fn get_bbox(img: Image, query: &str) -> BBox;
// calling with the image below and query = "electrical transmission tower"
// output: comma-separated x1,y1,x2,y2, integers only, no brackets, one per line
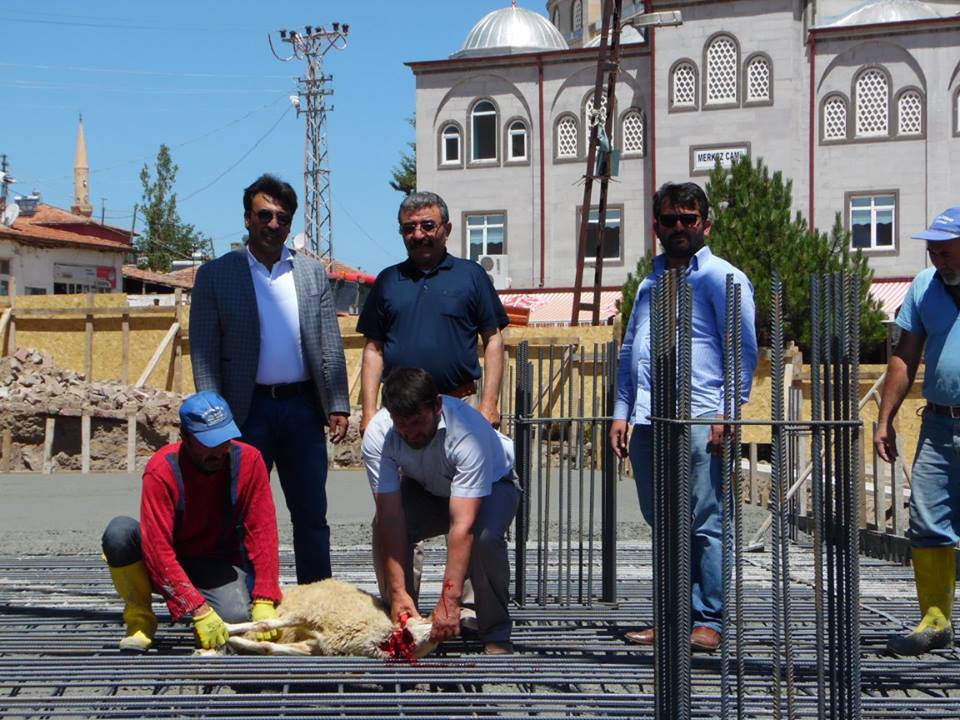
270,24,349,261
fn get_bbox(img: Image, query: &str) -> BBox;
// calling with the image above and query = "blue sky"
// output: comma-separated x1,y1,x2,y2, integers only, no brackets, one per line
0,1,546,275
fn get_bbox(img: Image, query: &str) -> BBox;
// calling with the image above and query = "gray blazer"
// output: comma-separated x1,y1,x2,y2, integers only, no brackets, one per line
189,247,350,427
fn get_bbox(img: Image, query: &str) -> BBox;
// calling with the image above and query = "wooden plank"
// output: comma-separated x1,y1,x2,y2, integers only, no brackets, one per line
6,276,15,355
872,422,884,531
135,322,180,388
891,432,906,537
0,308,10,359
857,434,868,529
172,289,183,394
121,308,130,385
126,414,137,473
8,305,179,317
84,293,95,380
42,417,55,474
748,443,758,506
80,413,91,474
1,429,11,473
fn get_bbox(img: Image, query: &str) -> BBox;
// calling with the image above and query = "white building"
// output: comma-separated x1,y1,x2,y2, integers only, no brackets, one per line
409,0,960,316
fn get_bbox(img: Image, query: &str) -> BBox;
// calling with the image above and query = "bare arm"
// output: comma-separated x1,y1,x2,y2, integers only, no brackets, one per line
875,329,925,464
431,495,481,642
479,328,504,428
373,491,419,624
360,338,384,435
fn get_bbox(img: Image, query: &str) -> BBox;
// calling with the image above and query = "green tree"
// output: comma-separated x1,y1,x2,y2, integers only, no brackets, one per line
618,250,653,335
705,155,886,354
136,144,208,272
389,116,416,195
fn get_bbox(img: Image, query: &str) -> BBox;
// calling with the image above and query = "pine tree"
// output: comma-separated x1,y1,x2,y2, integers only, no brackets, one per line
389,116,416,195
705,155,885,354
136,145,209,272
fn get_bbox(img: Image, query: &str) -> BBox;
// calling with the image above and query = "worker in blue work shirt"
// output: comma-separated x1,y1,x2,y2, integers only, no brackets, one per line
876,207,960,656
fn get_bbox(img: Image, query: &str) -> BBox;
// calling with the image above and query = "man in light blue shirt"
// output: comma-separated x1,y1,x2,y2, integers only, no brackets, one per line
876,207,960,656
611,182,757,652
363,367,520,655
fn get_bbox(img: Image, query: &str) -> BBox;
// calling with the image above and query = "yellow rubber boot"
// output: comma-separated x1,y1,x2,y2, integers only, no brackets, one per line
887,546,955,656
108,560,158,652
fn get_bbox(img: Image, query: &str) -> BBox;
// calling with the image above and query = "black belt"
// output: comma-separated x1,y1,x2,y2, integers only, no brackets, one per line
926,402,960,419
254,381,311,400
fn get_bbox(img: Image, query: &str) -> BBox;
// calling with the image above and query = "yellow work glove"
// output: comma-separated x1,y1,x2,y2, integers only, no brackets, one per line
251,599,280,641
192,607,229,649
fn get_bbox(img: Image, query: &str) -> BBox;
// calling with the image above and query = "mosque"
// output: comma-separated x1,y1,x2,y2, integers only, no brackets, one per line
408,0,960,317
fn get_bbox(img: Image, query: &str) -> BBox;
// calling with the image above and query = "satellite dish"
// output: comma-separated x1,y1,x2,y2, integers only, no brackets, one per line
292,233,306,251
2,203,20,227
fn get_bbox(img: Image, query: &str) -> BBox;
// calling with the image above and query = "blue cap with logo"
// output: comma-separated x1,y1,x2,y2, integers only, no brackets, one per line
179,391,241,448
912,207,960,242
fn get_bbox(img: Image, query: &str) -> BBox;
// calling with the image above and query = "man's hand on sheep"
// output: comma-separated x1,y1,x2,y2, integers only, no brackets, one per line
390,591,420,627
250,599,281,641
192,605,229,649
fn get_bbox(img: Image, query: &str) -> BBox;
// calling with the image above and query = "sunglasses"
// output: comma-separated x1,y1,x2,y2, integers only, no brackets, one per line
255,209,292,226
400,220,441,235
658,213,701,227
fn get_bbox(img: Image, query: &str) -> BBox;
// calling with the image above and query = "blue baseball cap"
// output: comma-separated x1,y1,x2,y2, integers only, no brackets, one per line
912,207,960,242
179,391,241,448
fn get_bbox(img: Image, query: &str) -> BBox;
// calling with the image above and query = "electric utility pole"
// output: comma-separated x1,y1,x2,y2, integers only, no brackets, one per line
269,23,349,261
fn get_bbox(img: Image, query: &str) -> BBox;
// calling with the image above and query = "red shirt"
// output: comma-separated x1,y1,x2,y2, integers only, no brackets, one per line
140,441,282,620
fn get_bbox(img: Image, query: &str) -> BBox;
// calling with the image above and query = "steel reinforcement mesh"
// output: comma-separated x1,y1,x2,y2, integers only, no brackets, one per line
0,545,958,719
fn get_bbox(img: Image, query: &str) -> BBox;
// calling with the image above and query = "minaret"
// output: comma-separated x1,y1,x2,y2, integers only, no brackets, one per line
71,114,93,217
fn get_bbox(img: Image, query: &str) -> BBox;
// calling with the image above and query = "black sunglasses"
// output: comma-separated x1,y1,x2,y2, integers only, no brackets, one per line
255,209,292,226
399,219,440,234
658,213,701,227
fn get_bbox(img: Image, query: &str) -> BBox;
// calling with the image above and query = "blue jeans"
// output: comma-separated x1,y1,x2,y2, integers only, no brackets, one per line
628,419,723,632
908,409,960,548
241,391,331,583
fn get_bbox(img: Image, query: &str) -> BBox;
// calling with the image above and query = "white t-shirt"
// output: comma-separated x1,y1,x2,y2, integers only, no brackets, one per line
363,396,516,498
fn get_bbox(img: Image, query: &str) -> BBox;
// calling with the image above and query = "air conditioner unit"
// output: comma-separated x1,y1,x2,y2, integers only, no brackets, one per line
477,254,511,290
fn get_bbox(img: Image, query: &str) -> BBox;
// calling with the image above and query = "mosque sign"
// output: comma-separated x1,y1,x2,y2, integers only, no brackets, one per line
689,142,751,176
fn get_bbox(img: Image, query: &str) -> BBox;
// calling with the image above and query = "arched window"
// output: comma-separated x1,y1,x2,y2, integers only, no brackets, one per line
705,34,739,106
584,91,612,149
671,61,698,110
621,110,644,156
855,68,889,138
745,55,771,104
897,89,923,136
573,0,583,33
556,115,579,159
471,100,498,161
507,120,528,161
822,95,848,141
440,124,461,165
551,6,560,30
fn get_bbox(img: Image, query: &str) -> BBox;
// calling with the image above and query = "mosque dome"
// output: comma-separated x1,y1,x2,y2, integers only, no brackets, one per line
820,0,940,27
452,5,569,58
584,24,645,48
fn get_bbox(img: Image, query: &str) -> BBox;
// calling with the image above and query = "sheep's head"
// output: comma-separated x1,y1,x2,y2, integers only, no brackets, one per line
378,615,437,661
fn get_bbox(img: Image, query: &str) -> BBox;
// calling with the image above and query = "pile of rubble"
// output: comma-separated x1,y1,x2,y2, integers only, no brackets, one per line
0,348,366,472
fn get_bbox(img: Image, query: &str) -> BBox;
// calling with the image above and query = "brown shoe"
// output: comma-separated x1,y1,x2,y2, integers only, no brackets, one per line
483,641,514,655
690,626,721,652
624,627,655,645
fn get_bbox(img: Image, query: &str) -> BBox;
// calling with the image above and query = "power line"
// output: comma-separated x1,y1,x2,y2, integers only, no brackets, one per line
179,104,294,203
0,14,264,33
0,61,291,80
0,80,282,95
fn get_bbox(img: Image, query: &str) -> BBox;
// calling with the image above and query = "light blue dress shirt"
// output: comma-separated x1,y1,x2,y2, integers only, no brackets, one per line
614,246,758,426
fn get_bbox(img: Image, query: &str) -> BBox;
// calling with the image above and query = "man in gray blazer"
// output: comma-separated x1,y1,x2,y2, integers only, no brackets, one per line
189,173,350,583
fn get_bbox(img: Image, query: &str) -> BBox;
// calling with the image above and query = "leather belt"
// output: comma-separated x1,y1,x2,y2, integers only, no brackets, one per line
926,402,960,419
254,381,311,400
447,381,477,399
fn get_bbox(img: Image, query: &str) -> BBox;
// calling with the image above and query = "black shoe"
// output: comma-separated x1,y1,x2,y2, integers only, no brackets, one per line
886,627,953,656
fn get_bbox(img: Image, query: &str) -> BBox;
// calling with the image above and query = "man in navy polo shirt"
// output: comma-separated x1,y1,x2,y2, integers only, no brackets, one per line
877,207,960,656
357,191,509,433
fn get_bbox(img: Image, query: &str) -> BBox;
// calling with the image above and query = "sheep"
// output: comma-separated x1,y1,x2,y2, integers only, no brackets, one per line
223,578,437,660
